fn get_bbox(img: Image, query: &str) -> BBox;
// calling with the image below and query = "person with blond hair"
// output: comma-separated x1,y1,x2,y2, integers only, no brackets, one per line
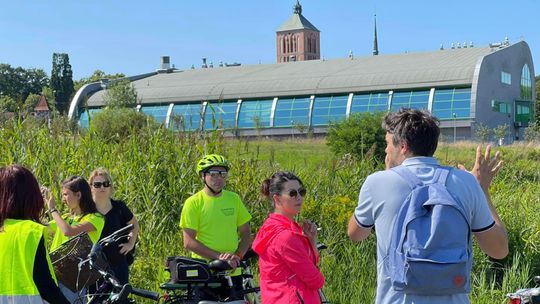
89,168,139,285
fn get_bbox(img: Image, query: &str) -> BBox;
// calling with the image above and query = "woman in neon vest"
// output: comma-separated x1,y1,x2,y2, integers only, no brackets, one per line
45,175,105,302
0,165,70,303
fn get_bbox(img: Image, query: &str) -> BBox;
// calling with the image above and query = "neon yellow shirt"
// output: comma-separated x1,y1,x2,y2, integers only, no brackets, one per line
49,213,105,251
180,189,251,259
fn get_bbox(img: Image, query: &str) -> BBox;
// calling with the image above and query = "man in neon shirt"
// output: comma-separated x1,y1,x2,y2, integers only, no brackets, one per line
180,154,252,300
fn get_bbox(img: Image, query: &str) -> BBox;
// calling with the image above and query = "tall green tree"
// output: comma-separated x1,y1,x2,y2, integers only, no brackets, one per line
50,53,74,114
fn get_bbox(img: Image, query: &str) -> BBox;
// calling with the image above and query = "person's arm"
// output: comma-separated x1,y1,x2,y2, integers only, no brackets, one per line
45,189,96,237
119,215,140,255
235,222,251,259
459,145,508,259
347,215,373,242
49,211,97,237
33,237,71,304
280,232,325,289
182,228,221,260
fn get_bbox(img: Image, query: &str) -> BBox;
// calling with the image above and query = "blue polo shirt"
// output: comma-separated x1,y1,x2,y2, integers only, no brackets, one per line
354,157,495,304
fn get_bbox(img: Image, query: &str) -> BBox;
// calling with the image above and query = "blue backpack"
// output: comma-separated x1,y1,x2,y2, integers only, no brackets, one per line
387,165,472,295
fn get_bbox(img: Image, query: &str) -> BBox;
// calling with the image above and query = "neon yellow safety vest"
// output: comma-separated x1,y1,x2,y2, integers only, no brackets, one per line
0,219,57,303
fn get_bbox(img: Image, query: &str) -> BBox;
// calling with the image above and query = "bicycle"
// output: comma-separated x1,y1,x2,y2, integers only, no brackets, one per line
77,224,161,303
507,276,540,304
159,250,261,304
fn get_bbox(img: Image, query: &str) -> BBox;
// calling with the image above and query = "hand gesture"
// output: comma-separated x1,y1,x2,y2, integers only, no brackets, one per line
119,242,135,255
40,186,55,210
458,145,503,191
302,220,318,244
218,253,240,270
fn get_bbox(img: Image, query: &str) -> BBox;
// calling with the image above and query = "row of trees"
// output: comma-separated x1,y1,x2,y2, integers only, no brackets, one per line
0,53,125,116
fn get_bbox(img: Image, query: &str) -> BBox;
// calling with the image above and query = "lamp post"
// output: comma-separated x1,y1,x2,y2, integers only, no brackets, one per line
452,113,457,143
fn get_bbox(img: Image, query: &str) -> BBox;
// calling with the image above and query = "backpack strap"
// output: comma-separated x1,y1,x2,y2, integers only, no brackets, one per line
390,165,423,189
433,166,451,186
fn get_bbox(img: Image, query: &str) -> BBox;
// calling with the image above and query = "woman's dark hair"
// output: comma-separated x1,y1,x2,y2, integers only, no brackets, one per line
62,176,97,215
260,171,304,201
0,165,44,228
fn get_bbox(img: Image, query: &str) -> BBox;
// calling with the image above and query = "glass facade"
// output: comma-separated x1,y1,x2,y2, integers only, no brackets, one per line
140,105,170,124
311,95,348,126
78,88,476,131
520,64,532,100
350,92,388,113
203,102,238,130
237,99,273,129
273,97,311,127
390,90,430,112
78,108,101,128
432,88,471,120
170,103,202,131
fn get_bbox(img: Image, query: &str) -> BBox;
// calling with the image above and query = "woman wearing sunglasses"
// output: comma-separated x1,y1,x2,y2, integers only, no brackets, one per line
253,171,325,304
89,168,140,286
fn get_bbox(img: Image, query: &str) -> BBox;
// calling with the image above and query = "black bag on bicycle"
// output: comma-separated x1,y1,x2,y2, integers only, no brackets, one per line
165,256,212,283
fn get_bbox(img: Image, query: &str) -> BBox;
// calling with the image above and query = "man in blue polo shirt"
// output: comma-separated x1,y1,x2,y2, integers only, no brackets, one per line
347,108,508,304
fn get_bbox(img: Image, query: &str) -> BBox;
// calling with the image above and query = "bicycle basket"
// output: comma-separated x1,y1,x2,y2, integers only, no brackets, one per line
50,233,107,292
165,256,211,283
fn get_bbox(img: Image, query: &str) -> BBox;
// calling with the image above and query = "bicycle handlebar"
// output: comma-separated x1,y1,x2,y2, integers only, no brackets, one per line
131,287,161,301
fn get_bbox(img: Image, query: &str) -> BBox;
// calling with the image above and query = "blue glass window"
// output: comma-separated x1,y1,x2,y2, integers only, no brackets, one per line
521,64,532,100
170,103,202,131
390,90,430,112
204,102,238,130
273,97,311,127
78,108,101,129
351,92,388,113
501,71,512,85
140,105,170,124
311,95,348,126
238,99,273,129
432,88,471,120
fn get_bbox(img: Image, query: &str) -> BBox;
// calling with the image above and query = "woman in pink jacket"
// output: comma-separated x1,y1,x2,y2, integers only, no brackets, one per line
252,171,325,304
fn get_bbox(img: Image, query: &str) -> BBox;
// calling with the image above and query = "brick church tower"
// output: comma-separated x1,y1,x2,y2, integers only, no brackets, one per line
276,1,320,63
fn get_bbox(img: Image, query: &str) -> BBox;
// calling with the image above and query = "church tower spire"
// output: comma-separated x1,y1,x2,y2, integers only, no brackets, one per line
373,14,379,56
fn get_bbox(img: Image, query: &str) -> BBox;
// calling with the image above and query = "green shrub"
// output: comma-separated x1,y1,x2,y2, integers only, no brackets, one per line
89,108,157,142
326,112,386,161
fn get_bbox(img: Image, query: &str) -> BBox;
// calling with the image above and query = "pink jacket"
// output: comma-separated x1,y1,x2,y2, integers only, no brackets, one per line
252,213,325,304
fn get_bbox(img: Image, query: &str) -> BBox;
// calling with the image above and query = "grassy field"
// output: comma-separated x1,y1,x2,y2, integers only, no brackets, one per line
1,120,539,303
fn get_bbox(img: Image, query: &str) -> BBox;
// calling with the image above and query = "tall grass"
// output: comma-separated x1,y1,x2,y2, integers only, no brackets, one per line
1,119,539,303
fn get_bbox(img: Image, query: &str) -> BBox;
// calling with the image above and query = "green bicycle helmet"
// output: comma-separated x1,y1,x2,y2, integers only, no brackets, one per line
196,154,230,175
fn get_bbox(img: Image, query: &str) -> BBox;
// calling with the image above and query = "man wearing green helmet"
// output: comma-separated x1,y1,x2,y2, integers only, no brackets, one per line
179,154,252,299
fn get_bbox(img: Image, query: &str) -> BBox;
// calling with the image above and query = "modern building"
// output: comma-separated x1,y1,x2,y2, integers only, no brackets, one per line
69,38,535,142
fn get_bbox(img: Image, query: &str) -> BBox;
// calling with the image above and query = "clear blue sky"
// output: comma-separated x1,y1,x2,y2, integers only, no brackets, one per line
1,0,538,80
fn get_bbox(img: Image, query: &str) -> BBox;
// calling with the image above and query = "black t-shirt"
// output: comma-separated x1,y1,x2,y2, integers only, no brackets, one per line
99,199,134,265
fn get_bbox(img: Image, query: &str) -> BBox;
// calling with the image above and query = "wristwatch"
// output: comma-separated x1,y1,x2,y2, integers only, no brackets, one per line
48,208,58,214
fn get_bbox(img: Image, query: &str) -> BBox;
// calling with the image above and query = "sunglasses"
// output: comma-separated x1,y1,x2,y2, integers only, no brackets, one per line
92,181,111,188
206,170,228,178
284,188,307,198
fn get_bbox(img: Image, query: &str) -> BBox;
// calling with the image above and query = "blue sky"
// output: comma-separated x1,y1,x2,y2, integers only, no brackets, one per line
1,0,538,80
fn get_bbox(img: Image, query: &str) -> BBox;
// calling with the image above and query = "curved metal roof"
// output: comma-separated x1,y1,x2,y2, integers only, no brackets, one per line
86,46,494,107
